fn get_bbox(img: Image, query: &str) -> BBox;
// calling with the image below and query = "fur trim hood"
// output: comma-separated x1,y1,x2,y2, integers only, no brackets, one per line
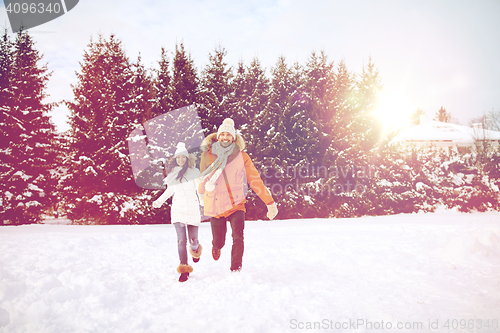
201,132,246,152
187,153,197,168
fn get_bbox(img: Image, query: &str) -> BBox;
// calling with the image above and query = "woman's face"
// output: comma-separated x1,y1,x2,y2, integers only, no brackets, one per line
176,155,187,167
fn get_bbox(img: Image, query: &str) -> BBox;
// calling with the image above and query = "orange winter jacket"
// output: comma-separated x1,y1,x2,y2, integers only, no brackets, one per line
198,133,274,218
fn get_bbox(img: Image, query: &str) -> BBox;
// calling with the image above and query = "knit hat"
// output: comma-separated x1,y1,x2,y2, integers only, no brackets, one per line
174,142,189,158
217,118,236,140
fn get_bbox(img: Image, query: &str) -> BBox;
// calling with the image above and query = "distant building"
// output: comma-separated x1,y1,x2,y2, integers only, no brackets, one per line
393,120,500,155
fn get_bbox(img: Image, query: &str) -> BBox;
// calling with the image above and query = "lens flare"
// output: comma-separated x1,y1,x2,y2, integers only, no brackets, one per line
373,89,414,134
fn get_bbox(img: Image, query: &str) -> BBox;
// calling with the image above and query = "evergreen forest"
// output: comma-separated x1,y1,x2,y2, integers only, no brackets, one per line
1,31,499,225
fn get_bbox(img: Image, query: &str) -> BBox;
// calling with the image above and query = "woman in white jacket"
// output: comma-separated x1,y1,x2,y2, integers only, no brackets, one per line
153,142,202,282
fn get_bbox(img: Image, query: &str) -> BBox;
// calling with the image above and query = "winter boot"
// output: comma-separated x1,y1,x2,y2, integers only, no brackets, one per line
189,244,203,263
212,246,221,261
177,264,193,282
179,272,189,282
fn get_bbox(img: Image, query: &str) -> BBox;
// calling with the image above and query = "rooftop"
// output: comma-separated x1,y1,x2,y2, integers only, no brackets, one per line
394,121,500,145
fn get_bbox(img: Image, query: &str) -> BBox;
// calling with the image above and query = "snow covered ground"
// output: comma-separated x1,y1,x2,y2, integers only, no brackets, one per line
1,209,500,333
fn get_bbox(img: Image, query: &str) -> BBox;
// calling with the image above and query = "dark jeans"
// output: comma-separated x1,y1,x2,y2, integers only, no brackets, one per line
174,223,199,265
210,210,245,270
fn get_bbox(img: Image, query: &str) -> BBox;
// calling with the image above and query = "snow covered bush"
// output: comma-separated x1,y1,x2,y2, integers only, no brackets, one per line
439,151,500,213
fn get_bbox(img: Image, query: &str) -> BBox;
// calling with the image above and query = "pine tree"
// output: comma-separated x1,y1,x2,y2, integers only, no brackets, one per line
0,30,14,156
0,30,13,106
434,106,451,123
240,57,270,159
49,132,72,218
228,60,247,131
356,57,383,151
335,58,386,215
303,51,335,166
152,47,173,117
302,54,375,217
133,54,155,124
199,45,233,133
62,34,148,224
144,47,175,177
0,30,57,225
317,60,368,215
252,57,320,219
224,57,271,219
301,51,339,217
222,57,271,160
170,42,198,111
328,60,360,161
0,30,15,224
145,44,203,177
151,42,201,162
410,108,425,125
328,62,360,166
359,143,436,217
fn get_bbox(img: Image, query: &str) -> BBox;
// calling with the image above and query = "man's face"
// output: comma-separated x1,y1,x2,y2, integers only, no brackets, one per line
218,132,234,147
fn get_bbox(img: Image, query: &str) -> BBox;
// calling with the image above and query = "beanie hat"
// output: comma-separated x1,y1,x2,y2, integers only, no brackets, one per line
174,142,189,158
217,118,236,140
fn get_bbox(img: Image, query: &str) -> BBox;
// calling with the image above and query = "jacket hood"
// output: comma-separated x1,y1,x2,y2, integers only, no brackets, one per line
188,153,197,168
201,132,246,152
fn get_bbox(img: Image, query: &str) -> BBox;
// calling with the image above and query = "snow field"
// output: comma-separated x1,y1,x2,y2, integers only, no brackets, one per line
0,210,499,332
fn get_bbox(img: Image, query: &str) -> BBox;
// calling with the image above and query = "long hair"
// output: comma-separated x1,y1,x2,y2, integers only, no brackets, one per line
164,154,196,182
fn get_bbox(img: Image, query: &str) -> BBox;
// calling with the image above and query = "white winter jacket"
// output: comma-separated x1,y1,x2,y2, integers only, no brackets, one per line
156,167,201,226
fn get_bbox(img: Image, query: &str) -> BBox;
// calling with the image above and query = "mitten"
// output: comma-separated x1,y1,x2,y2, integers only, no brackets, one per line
266,202,278,220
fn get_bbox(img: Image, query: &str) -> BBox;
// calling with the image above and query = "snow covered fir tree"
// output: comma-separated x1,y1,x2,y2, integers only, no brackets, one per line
0,30,58,225
1,31,500,225
59,34,156,224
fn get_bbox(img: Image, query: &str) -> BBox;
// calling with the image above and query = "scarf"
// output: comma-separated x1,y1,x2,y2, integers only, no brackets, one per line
165,166,184,186
199,141,236,192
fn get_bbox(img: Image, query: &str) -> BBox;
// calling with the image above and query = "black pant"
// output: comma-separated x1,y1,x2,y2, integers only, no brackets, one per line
210,210,245,270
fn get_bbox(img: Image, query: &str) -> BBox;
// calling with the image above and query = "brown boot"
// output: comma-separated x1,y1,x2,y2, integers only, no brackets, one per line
212,246,221,261
189,244,203,263
177,264,193,282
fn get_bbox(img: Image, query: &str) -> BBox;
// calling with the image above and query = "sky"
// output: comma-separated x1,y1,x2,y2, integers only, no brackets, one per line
1,0,500,133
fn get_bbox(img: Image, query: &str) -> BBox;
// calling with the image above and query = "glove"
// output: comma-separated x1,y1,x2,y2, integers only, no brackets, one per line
152,200,162,209
266,202,278,220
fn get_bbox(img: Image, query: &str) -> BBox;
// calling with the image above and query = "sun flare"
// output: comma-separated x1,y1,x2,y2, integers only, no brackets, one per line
373,89,414,133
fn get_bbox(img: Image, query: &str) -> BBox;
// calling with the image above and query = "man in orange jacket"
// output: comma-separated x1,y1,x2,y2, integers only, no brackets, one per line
198,118,278,272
